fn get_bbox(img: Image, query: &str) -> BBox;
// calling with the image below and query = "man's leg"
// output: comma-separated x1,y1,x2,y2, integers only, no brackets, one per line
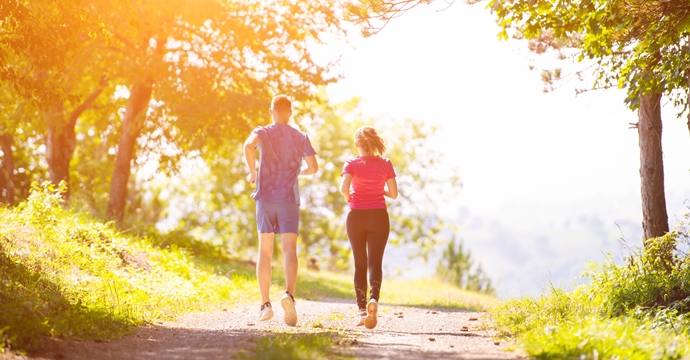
280,232,298,296
279,232,299,326
257,232,275,304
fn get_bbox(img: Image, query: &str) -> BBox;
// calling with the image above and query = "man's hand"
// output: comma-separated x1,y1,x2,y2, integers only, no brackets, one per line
243,134,260,185
299,155,319,176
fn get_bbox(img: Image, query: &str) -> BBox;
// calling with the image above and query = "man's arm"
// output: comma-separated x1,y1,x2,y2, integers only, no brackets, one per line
243,134,260,184
340,173,352,202
384,177,398,199
300,155,318,176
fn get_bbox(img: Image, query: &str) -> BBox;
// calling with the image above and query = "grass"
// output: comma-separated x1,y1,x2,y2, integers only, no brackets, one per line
238,331,353,360
382,277,497,311
298,268,497,312
0,183,260,354
491,231,690,359
0,182,498,357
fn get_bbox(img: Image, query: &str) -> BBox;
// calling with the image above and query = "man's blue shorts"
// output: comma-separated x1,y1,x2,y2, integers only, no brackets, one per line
256,201,300,234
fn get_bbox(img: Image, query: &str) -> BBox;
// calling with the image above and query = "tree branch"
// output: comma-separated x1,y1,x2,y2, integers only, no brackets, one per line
67,75,108,128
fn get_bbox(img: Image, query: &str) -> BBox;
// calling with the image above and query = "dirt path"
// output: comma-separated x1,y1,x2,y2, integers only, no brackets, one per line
20,299,524,360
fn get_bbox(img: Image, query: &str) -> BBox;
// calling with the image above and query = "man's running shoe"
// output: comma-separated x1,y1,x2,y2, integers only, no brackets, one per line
281,291,298,326
364,299,378,329
259,302,274,321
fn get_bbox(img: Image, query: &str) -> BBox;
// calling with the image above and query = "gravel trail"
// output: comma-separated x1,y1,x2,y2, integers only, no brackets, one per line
17,299,525,360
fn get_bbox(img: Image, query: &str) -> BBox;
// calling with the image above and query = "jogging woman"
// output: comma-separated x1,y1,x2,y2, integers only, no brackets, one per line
339,126,398,329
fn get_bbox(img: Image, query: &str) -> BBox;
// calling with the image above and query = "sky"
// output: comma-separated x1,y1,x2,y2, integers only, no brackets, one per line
323,3,690,297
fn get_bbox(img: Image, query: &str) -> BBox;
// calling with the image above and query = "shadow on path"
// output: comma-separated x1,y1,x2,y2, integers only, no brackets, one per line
33,326,264,360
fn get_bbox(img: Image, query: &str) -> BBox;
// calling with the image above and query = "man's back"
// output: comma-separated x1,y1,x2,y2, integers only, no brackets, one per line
251,123,315,204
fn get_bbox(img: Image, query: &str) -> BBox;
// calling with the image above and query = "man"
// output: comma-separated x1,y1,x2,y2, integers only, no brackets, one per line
243,94,318,326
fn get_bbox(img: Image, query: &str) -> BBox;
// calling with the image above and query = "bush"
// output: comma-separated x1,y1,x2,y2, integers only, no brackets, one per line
587,234,690,317
0,182,258,354
491,219,690,358
436,237,494,295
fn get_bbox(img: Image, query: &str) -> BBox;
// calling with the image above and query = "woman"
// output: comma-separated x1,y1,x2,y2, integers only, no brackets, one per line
339,126,398,329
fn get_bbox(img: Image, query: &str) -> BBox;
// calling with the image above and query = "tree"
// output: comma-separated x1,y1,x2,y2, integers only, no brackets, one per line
345,0,442,37
98,0,346,221
486,0,690,240
0,0,123,106
0,82,44,205
346,0,690,241
0,132,14,205
436,236,494,294
1,1,131,202
44,73,110,200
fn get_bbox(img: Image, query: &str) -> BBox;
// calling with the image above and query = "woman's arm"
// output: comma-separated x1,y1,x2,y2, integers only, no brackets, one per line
384,177,398,199
339,173,353,202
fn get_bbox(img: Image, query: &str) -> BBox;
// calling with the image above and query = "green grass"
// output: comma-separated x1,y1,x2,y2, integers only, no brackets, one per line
297,266,497,311
491,231,690,359
238,331,353,360
0,183,260,354
382,277,497,311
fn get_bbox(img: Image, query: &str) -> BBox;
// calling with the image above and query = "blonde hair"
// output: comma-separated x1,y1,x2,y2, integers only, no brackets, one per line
271,94,292,113
354,126,386,156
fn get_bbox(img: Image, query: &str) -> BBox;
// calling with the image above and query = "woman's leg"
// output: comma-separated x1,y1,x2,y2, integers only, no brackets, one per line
347,210,369,309
366,209,390,302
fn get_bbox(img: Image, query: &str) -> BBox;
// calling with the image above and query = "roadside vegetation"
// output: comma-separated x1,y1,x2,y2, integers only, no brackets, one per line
0,182,260,354
0,183,496,356
492,221,690,359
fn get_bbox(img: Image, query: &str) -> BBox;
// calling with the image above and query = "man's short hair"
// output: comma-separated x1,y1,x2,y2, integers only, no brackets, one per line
271,95,292,113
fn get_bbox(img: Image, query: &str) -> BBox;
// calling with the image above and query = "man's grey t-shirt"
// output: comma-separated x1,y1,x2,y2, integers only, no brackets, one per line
250,124,316,205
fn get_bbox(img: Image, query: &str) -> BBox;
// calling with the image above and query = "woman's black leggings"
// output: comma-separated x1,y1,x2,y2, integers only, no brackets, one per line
346,208,390,310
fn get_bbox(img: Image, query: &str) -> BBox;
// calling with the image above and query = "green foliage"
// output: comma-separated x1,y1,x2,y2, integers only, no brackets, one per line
520,314,690,360
492,285,596,338
586,234,690,317
3,0,349,216
0,88,45,204
492,218,690,358
0,0,122,105
345,0,439,37
299,270,496,311
436,237,494,295
488,0,690,114
0,183,260,353
382,277,497,311
241,332,352,360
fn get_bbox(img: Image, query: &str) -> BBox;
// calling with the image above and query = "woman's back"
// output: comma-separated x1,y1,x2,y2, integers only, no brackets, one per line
343,155,395,210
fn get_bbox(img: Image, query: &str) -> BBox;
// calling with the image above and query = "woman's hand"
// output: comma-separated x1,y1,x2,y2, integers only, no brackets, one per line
384,177,398,199
340,173,353,202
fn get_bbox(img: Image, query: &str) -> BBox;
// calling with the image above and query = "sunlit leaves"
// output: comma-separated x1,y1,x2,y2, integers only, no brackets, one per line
0,0,125,106
490,0,690,114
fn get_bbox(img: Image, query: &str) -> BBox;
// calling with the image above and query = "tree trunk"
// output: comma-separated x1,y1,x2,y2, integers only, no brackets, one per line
638,92,669,242
0,133,15,205
45,77,107,200
45,102,74,197
107,80,153,221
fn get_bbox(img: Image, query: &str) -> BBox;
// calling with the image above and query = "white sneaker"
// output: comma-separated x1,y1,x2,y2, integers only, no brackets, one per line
281,292,298,326
259,302,274,321
356,309,367,326
364,299,378,329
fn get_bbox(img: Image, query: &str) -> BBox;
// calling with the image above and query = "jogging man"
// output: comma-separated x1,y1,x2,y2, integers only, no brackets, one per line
243,94,318,326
